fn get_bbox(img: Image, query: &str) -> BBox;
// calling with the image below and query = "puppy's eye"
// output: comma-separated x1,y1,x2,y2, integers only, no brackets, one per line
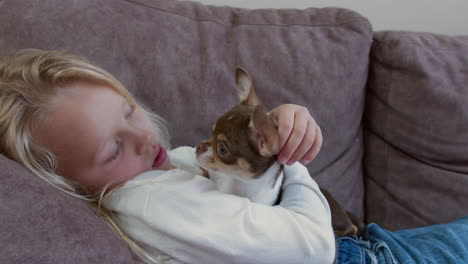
217,141,230,158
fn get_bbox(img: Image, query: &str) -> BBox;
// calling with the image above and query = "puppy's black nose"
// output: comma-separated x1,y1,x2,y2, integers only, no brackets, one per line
196,141,208,155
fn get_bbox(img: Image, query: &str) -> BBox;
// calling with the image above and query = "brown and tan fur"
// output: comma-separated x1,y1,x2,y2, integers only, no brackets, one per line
196,67,364,237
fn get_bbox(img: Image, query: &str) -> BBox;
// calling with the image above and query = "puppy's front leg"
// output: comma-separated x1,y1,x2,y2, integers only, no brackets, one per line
320,188,364,237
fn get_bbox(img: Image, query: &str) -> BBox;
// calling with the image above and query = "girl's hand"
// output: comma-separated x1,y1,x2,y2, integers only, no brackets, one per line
269,104,323,165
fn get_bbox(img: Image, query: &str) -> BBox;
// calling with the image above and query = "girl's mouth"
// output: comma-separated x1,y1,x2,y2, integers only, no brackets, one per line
152,145,168,169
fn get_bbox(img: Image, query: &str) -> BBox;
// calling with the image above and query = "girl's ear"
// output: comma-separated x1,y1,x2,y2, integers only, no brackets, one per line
235,67,261,106
250,105,280,157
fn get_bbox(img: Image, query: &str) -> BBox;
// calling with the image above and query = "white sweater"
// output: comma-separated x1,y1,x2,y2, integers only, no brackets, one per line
102,147,335,264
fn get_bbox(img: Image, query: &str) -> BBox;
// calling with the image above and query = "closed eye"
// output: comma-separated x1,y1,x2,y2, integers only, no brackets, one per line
106,104,135,163
108,139,121,162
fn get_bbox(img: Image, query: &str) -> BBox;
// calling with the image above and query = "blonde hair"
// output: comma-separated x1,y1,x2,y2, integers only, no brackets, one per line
0,49,170,263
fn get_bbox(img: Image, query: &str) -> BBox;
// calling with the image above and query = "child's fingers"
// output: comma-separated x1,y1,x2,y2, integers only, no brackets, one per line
285,119,317,165
301,125,323,165
277,107,309,164
275,109,294,160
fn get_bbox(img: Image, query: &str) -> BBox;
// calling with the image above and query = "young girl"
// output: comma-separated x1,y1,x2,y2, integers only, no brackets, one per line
0,49,466,264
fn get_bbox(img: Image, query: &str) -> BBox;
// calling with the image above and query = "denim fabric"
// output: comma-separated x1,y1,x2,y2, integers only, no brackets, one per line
367,216,468,264
336,216,468,264
336,236,397,264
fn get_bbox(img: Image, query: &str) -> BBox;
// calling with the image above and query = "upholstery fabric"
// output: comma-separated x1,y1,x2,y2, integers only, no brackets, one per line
365,31,468,230
0,155,143,263
0,0,372,262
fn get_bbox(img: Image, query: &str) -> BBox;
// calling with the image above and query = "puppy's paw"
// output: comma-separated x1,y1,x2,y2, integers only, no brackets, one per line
334,224,358,237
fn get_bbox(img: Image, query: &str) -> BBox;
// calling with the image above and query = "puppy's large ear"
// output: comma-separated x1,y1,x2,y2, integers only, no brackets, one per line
235,67,260,106
250,105,280,157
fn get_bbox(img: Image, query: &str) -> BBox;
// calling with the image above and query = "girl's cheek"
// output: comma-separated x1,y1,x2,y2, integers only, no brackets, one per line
119,155,147,178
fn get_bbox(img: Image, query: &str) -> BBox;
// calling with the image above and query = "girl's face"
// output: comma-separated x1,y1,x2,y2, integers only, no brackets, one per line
38,82,172,193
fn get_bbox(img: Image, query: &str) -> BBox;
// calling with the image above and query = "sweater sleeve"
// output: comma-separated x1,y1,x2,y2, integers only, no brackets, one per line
103,163,335,264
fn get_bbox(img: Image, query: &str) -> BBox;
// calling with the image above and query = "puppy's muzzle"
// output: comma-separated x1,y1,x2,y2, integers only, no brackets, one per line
196,140,210,156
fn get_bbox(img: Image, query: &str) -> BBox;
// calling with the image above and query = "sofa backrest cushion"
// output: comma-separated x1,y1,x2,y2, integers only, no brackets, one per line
365,31,468,230
0,0,372,262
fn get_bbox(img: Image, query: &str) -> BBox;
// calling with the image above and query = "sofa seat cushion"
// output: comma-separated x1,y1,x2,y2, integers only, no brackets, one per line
365,31,468,230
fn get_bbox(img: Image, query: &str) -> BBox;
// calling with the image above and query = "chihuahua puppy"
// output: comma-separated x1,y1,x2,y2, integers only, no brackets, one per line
192,67,364,237
195,67,283,205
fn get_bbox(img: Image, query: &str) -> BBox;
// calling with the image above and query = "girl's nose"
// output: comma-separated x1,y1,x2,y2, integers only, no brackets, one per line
135,130,155,155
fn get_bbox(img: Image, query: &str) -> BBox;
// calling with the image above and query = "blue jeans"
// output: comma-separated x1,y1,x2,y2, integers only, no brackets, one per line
335,216,468,264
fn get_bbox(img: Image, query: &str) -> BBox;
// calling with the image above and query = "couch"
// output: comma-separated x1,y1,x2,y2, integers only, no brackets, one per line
1,0,467,263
